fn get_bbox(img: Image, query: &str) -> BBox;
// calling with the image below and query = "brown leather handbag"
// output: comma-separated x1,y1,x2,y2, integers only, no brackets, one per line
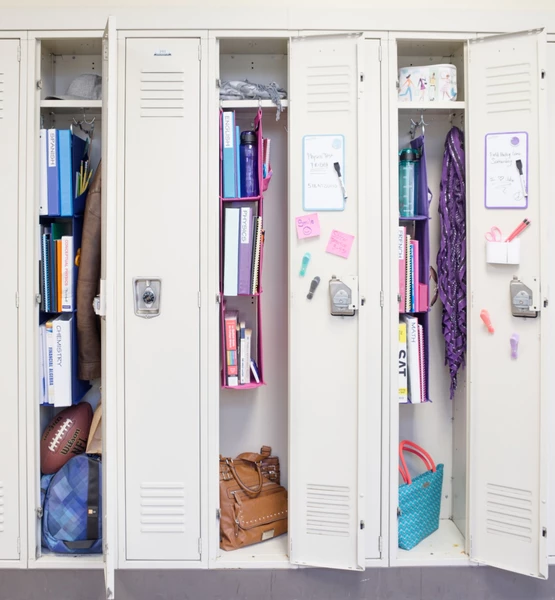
219,446,288,551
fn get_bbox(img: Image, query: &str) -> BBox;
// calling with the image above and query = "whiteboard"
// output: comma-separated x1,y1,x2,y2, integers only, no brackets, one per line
302,134,345,211
485,132,528,209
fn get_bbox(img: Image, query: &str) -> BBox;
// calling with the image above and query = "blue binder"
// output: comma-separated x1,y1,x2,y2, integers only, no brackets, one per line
58,130,74,217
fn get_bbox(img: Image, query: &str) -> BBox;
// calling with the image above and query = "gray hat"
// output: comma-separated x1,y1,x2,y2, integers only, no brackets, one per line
47,73,102,101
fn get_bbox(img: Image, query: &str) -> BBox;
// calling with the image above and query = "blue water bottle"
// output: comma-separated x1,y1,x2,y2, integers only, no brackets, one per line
240,131,259,198
399,148,420,218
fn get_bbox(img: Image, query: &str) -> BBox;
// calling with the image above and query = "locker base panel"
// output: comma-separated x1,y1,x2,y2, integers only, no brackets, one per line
215,536,291,569
396,519,469,567
119,560,205,570
29,551,104,569
0,559,25,569
549,555,555,566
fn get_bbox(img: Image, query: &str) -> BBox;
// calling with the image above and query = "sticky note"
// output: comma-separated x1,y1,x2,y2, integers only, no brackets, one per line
295,213,321,239
326,230,355,259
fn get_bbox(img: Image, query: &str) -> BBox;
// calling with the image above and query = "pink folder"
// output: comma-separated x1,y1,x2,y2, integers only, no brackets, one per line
398,226,406,312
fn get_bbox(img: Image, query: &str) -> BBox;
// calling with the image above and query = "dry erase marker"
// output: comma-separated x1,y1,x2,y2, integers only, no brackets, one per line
334,162,347,201
515,159,528,198
299,252,311,277
307,276,320,300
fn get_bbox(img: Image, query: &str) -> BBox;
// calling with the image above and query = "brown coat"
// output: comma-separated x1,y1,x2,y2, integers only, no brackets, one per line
76,163,102,380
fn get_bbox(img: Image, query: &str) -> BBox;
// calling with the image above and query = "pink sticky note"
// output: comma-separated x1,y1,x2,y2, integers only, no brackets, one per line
295,213,321,239
326,230,355,259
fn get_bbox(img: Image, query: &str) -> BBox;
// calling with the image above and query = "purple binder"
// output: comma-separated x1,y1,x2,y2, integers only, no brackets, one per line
237,206,254,295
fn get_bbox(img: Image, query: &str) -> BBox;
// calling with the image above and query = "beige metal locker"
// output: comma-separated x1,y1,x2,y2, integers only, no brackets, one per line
122,36,202,562
0,38,23,562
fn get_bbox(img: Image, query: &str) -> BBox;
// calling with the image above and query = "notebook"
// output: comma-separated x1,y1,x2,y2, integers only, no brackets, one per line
405,234,412,313
401,314,421,403
418,323,426,402
398,321,408,404
251,216,263,294
223,208,240,296
398,226,406,312
411,239,419,312
238,206,254,295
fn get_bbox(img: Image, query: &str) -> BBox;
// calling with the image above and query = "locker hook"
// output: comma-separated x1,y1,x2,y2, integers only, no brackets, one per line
419,114,428,136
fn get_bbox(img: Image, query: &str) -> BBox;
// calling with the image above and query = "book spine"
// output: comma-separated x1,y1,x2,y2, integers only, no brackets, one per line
61,236,74,311
398,322,408,403
418,324,426,402
46,320,55,405
245,328,252,384
410,243,415,312
402,316,421,403
222,112,236,198
239,321,246,384
56,240,62,312
238,206,253,294
58,130,74,216
223,208,240,296
53,316,72,407
398,226,406,312
251,216,263,294
405,234,412,313
39,130,48,215
224,312,238,386
47,129,60,216
411,239,419,312
236,125,242,198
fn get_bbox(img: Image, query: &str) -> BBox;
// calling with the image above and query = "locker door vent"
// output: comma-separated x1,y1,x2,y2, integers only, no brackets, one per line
140,70,185,118
139,482,186,533
306,483,350,537
485,62,531,114
0,73,4,120
0,481,4,532
305,65,352,114
486,483,532,542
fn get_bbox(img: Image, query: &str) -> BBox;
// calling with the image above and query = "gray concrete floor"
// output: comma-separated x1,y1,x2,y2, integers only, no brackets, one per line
1,567,555,600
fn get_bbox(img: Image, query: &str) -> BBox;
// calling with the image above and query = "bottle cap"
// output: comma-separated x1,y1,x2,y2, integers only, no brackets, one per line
241,131,257,144
399,148,420,162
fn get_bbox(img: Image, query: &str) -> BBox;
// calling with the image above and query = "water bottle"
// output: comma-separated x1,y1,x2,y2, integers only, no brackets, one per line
240,131,259,198
399,148,420,218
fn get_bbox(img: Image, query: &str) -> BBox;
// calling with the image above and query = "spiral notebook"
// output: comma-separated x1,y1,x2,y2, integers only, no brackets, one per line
251,216,263,294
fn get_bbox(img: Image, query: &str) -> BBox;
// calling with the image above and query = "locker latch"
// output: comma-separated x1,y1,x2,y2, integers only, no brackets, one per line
133,278,162,319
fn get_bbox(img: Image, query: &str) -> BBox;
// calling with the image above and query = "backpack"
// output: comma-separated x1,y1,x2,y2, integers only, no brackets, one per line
41,454,102,554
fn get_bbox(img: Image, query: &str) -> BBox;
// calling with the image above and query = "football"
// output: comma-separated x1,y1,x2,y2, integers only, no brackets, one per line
40,402,93,475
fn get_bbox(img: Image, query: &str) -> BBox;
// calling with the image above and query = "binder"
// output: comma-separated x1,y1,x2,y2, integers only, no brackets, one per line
58,130,74,216
401,314,421,403
222,111,237,198
239,321,247,384
238,206,253,295
398,321,408,404
405,234,412,313
61,236,74,312
418,323,426,402
42,233,51,312
56,240,62,312
39,129,48,216
411,239,419,312
46,129,60,216
223,207,240,296
251,216,263,294
45,319,55,404
398,226,406,312
53,314,72,407
235,125,242,198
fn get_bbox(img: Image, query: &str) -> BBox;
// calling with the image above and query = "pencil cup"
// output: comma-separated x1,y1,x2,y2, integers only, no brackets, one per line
485,239,520,265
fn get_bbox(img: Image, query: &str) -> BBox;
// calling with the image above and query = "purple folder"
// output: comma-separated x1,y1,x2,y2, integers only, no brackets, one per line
238,206,254,295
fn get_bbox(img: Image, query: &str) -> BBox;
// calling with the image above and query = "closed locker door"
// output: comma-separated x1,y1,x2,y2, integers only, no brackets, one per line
0,39,21,561
124,38,201,561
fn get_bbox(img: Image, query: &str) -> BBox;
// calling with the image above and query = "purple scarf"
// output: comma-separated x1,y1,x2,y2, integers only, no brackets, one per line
437,127,466,399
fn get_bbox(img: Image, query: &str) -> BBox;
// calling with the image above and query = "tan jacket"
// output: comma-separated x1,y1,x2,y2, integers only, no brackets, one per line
76,163,101,380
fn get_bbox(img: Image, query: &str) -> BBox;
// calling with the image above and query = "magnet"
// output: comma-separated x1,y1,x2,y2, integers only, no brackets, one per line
480,309,494,333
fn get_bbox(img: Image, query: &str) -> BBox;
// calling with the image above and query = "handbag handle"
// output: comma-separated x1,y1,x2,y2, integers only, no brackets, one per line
399,440,436,486
227,458,263,497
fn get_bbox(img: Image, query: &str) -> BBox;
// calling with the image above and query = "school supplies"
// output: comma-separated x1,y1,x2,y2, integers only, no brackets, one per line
480,309,494,334
515,159,528,198
299,252,311,277
307,276,320,300
506,218,530,242
484,226,502,242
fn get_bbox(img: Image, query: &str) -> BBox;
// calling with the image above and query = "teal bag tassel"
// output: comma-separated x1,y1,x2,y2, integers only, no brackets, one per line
398,440,443,551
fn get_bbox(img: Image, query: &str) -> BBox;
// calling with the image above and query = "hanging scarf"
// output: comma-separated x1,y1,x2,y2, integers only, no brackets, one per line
437,127,466,399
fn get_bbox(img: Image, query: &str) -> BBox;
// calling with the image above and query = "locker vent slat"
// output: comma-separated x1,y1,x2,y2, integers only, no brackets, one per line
305,65,352,113
486,483,532,542
139,483,186,533
306,483,350,537
139,70,185,118
0,482,4,531
485,62,532,114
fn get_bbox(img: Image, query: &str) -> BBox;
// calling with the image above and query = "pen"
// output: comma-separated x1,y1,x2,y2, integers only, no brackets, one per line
506,219,530,242
515,159,528,198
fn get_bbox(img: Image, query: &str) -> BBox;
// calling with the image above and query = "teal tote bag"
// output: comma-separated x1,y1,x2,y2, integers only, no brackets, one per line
398,440,443,551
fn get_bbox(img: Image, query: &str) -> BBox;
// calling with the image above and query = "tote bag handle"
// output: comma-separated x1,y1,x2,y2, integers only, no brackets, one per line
399,440,436,485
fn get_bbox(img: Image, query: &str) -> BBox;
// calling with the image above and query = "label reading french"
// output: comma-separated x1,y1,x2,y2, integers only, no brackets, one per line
223,112,234,149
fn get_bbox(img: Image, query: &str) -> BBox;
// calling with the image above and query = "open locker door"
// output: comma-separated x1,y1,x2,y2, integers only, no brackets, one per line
289,33,366,570
468,28,548,579
101,15,117,600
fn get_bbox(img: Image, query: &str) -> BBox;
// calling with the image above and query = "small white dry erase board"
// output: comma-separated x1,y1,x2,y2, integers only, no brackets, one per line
302,134,345,211
485,131,528,209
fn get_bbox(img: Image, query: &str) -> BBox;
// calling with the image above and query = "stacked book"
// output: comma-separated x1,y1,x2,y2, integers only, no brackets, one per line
398,225,428,313
39,127,92,217
40,222,74,313
223,311,261,387
223,206,263,296
398,316,426,404
39,314,74,407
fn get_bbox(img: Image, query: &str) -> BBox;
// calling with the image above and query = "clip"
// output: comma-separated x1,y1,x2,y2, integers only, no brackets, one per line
480,309,494,334
510,333,519,359
299,252,311,277
307,276,321,300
